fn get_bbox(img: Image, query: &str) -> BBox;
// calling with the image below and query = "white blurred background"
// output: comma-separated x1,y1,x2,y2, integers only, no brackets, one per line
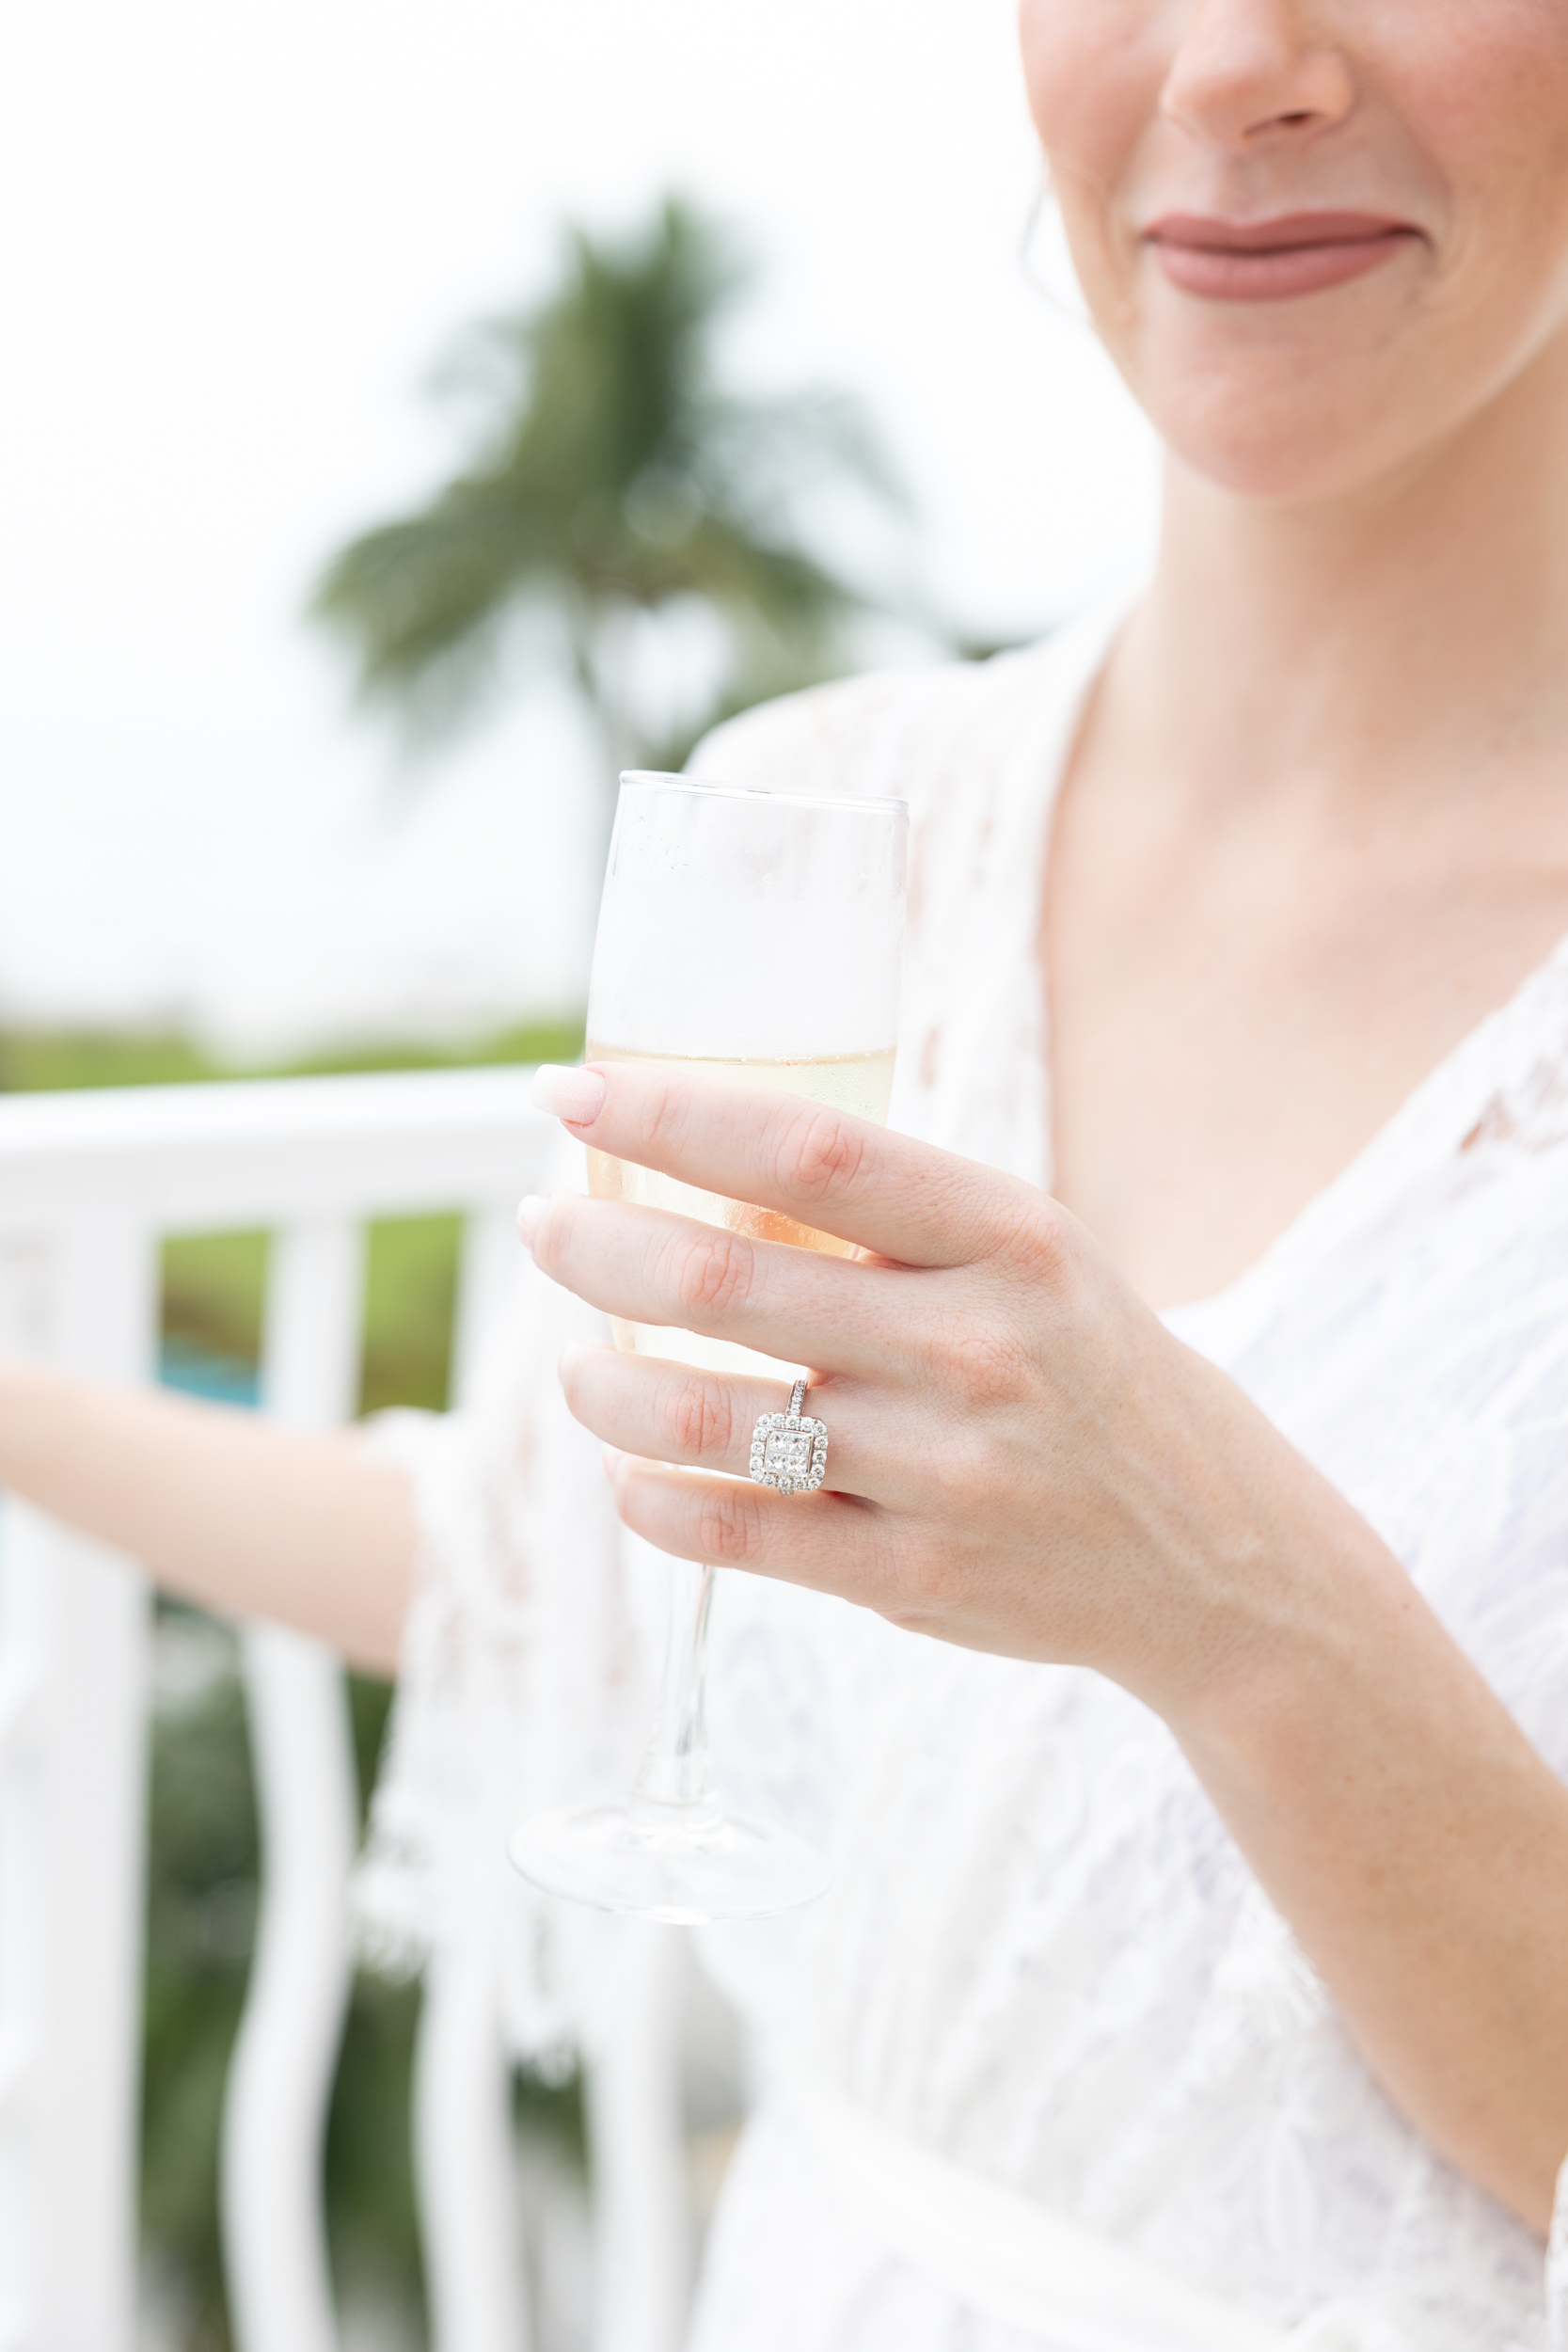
0,0,1158,1058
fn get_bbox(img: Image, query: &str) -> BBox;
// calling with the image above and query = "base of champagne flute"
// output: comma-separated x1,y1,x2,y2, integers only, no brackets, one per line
507,1798,832,1925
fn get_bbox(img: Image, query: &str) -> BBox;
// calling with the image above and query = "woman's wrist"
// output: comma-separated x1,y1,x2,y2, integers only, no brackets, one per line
1151,1409,1497,1855
1120,1348,1412,1747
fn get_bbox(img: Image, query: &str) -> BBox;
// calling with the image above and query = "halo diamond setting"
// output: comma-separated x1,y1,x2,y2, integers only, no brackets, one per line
750,1382,828,1496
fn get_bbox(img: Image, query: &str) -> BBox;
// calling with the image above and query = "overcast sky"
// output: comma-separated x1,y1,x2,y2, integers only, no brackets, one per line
0,0,1159,1053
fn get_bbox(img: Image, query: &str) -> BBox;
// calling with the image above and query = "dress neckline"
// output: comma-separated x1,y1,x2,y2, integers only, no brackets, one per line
1159,921,1568,1339
1007,600,1568,1337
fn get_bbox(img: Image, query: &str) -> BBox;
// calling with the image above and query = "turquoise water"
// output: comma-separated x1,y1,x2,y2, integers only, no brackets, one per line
157,1339,259,1409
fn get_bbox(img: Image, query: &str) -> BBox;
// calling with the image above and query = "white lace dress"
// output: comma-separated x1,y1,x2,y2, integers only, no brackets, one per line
357,606,1568,2351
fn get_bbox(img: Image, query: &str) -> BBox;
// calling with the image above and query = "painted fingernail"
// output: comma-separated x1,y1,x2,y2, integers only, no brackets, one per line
532,1064,607,1124
516,1195,546,1248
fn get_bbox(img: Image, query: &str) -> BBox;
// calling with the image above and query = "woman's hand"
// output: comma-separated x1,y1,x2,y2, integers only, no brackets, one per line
524,1059,1568,2234
520,1058,1376,1729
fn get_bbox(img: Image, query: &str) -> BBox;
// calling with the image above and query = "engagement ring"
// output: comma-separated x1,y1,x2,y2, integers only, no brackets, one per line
750,1377,828,1496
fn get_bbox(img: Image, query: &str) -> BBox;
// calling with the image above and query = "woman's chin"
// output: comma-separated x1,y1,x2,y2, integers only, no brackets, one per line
1164,430,1386,506
1124,297,1445,505
1151,375,1433,507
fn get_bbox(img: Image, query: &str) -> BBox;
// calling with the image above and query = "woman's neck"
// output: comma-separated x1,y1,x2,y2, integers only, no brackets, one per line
1105,322,1568,829
1048,323,1568,1306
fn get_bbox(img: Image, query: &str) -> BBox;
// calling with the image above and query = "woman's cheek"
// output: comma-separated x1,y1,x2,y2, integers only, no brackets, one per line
1017,0,1164,332
1017,0,1155,183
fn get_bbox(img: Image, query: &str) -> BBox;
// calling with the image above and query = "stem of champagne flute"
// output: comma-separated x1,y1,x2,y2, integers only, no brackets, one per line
630,1556,722,1832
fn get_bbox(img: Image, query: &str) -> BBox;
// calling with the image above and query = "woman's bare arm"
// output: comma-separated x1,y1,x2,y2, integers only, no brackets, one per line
0,1357,416,1675
1175,1563,1568,2235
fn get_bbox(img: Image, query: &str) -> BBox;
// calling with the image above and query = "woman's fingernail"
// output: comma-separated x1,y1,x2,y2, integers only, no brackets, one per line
601,1444,628,1486
516,1195,546,1248
532,1064,607,1124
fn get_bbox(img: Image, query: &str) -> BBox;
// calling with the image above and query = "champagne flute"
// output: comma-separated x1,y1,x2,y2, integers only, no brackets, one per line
507,769,908,1923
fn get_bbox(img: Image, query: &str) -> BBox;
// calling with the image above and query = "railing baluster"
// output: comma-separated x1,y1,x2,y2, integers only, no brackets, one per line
220,1219,364,2352
451,1200,698,2352
0,1215,156,2352
588,1925,691,2352
451,1204,526,1406
415,1943,531,2352
410,1202,533,2352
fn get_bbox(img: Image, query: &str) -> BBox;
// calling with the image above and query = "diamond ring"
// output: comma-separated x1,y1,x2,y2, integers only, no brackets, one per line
750,1377,828,1496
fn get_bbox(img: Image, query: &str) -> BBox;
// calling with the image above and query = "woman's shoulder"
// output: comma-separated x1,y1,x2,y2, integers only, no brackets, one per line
686,615,1120,818
685,657,988,804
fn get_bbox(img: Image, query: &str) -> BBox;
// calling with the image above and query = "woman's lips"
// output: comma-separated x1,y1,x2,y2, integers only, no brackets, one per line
1145,211,1420,302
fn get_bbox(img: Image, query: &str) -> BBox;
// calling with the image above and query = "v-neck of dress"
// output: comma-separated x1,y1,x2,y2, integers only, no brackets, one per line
997,596,1568,1348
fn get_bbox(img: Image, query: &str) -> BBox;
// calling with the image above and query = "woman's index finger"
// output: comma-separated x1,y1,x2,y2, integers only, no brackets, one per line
539,1060,991,1270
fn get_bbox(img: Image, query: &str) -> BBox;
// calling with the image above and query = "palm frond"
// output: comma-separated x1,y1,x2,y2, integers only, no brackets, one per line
310,193,911,766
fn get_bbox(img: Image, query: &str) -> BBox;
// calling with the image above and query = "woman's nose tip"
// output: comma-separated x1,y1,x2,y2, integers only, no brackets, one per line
1159,2,1355,150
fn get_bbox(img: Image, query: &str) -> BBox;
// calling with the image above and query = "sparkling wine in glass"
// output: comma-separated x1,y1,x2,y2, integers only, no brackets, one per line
507,770,908,1922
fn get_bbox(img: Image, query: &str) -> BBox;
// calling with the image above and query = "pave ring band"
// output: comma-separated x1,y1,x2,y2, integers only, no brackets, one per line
750,1377,829,1496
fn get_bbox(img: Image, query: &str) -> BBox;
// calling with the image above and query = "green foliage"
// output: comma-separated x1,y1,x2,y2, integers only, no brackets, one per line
0,1013,585,1097
0,1028,223,1093
282,1014,586,1083
312,196,902,771
160,1233,269,1373
358,1216,460,1415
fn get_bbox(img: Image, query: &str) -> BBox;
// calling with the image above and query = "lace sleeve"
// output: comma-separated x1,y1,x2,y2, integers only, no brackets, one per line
352,1143,656,2068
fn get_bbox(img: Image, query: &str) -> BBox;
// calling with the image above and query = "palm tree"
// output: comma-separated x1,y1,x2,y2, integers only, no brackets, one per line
311,196,903,780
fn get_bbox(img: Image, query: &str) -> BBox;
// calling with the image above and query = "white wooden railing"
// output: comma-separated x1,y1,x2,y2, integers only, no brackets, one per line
0,1069,693,2352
